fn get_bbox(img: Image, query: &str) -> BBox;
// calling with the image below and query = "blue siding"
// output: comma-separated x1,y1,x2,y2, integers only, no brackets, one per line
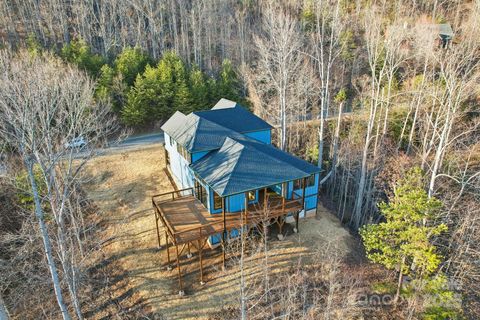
210,226,246,245
192,151,209,162
208,189,259,245
209,189,259,214
290,173,319,215
244,129,271,144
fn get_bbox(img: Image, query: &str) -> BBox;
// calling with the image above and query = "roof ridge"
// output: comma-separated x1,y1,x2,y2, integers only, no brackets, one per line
217,138,245,195
189,114,202,149
175,113,201,149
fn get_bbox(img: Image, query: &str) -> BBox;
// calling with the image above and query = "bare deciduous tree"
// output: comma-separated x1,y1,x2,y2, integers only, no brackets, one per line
254,2,302,151
0,50,119,320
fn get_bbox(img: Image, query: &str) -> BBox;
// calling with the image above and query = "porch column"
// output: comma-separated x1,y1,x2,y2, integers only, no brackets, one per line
244,192,249,226
302,177,307,207
299,177,307,232
222,196,226,270
263,187,268,212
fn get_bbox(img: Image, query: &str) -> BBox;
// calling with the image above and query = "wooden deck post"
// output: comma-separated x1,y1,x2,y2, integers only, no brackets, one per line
302,177,307,207
295,211,300,233
175,243,184,295
222,196,226,270
198,228,205,285
165,231,171,270
244,192,249,226
299,177,307,233
279,216,284,235
154,208,161,249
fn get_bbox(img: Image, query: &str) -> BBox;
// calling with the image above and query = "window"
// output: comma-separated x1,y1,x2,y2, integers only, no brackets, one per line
194,180,208,208
169,136,174,146
306,175,316,187
213,192,223,210
293,175,316,190
176,143,191,164
248,191,256,202
293,179,302,190
165,150,170,166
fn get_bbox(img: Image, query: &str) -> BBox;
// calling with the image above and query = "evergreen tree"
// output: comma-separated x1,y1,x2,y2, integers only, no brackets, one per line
96,64,127,113
189,65,210,111
114,46,150,86
123,65,161,125
122,51,247,126
123,52,182,125
360,168,446,304
26,33,42,56
173,60,193,114
60,39,105,77
155,51,178,117
216,59,242,101
96,64,115,100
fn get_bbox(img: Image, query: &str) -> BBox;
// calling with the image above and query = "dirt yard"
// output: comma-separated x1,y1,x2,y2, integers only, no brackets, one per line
82,144,360,320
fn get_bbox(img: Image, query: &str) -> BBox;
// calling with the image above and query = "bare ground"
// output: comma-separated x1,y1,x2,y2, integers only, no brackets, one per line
82,144,360,320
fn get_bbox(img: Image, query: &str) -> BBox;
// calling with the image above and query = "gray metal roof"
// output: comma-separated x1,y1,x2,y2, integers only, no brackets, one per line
161,111,187,138
190,137,320,197
194,100,272,133
162,99,272,152
211,98,238,110
162,112,236,152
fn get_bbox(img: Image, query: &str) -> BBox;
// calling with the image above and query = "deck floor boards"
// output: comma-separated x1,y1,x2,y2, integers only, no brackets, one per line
154,194,303,245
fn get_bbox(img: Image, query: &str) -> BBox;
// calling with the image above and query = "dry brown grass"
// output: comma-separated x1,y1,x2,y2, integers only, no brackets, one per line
82,144,359,319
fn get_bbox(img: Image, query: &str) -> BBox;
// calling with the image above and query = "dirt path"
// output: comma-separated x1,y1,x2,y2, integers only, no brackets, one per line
82,144,359,319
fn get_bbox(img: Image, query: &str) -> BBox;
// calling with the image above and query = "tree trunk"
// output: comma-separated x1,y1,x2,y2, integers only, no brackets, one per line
26,159,72,320
394,256,406,306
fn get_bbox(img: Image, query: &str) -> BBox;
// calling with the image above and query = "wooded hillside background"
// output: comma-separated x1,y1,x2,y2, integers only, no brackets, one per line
0,0,478,319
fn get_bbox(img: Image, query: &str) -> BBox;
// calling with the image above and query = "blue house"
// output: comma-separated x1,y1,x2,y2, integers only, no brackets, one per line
153,99,321,293
162,99,319,213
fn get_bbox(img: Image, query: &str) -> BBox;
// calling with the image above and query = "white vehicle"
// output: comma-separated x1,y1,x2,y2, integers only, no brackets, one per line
65,136,87,149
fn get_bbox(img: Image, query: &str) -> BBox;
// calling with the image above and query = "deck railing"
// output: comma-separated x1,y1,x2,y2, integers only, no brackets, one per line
152,187,306,245
152,187,193,203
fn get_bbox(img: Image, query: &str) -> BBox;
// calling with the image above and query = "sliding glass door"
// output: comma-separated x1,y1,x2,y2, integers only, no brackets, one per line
194,179,208,208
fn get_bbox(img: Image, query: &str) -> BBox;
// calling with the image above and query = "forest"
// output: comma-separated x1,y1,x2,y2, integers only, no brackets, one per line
0,0,479,319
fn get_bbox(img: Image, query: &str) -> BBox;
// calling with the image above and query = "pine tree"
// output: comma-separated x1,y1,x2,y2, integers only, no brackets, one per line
60,38,105,77
360,167,446,304
189,65,210,111
122,52,180,125
122,66,160,125
96,64,128,113
172,59,192,113
114,46,150,86
96,64,115,100
155,52,177,117
216,59,242,101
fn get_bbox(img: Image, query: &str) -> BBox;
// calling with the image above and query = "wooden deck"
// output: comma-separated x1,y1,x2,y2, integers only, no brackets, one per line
152,185,306,294
152,188,303,245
